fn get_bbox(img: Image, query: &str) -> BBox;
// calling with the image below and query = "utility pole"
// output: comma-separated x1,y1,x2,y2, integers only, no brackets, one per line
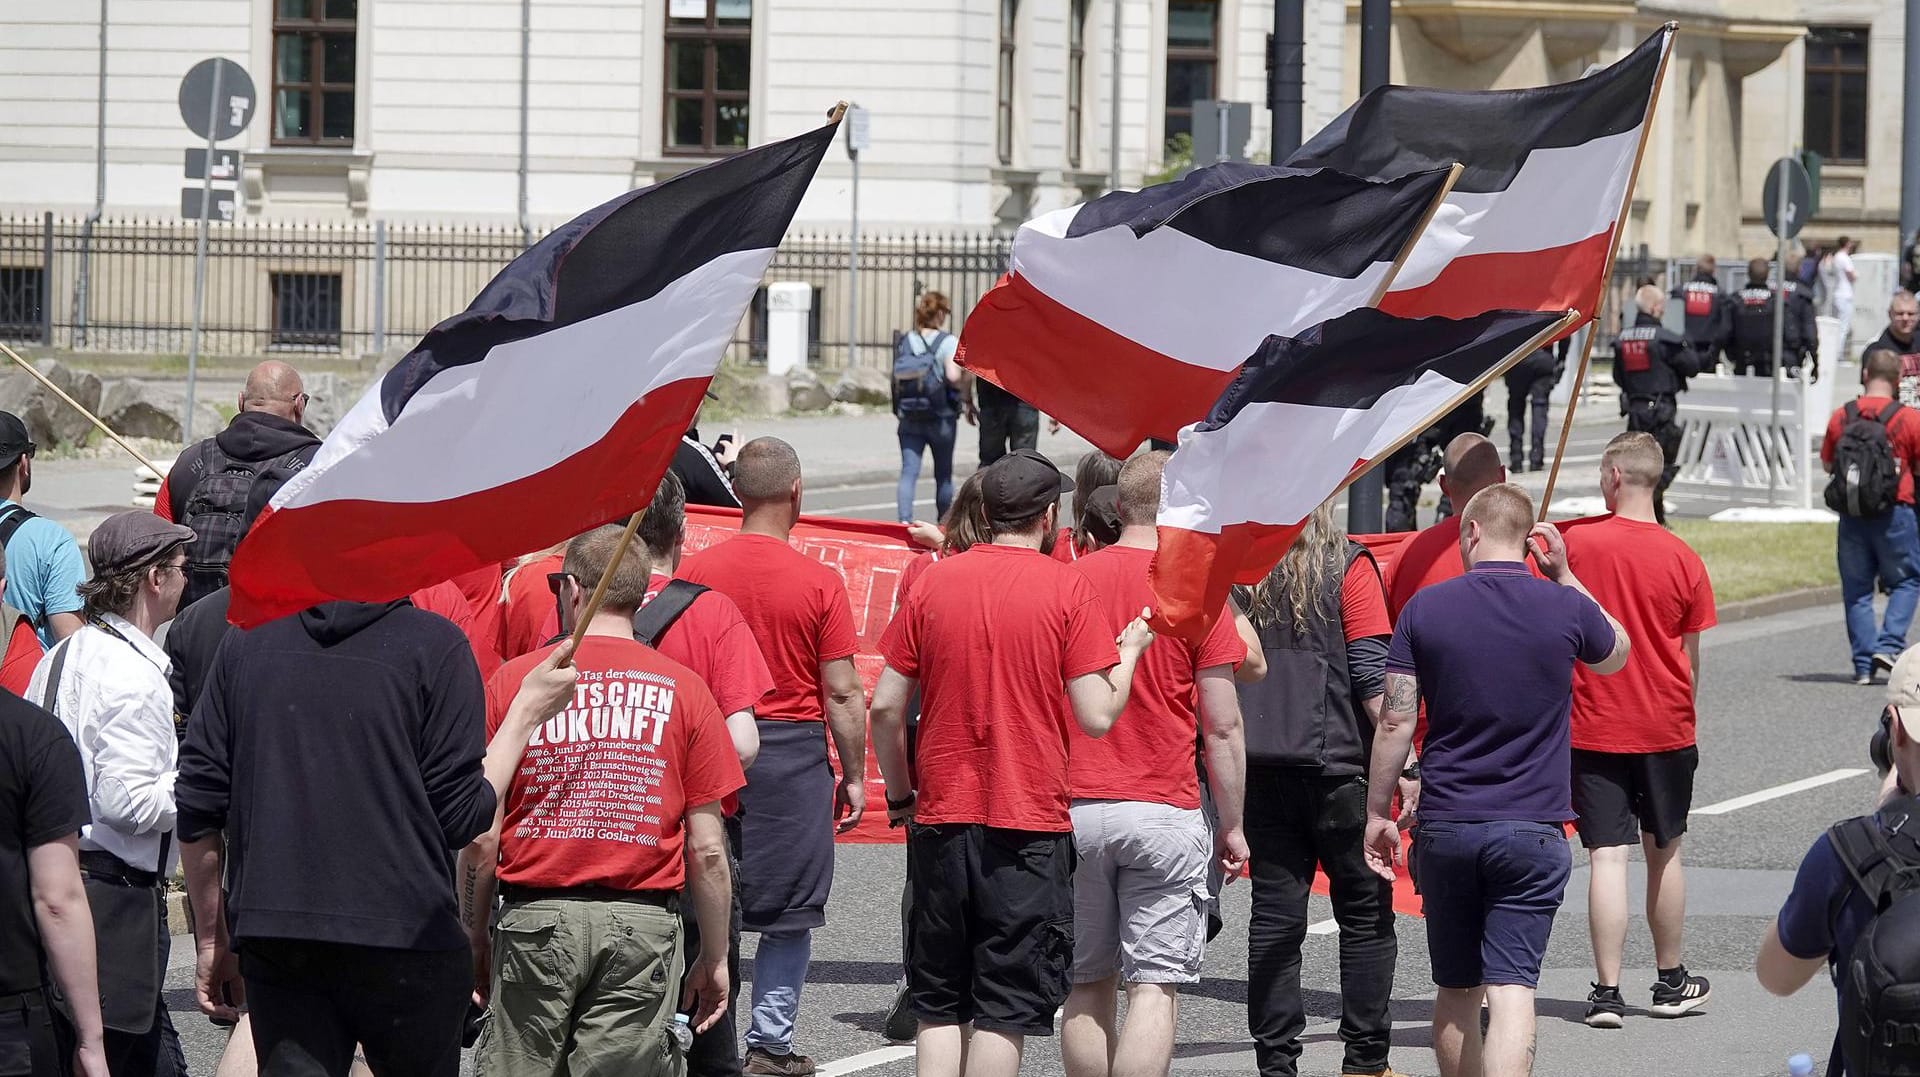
1345,0,1393,534
1268,0,1303,157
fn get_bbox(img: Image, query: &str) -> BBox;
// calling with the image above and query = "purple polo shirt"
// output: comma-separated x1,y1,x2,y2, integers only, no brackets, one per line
1386,560,1615,823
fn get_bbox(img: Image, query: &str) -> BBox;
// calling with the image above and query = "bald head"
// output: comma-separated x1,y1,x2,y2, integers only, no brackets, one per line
1439,433,1505,505
731,436,802,502
1747,258,1770,286
240,360,305,423
1635,285,1665,318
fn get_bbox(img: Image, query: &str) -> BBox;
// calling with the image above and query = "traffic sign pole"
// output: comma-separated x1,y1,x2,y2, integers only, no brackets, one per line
1770,156,1787,506
183,60,223,444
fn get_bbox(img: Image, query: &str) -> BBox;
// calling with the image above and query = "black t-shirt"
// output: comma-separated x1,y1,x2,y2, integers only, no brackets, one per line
0,693,88,994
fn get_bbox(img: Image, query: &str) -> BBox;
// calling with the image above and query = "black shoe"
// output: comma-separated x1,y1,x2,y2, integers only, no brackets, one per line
1650,969,1711,1017
1584,983,1626,1029
882,980,917,1042
1874,653,1900,678
1510,458,1528,474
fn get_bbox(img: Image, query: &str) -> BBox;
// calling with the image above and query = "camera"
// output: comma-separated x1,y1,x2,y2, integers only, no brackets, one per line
1874,706,1895,776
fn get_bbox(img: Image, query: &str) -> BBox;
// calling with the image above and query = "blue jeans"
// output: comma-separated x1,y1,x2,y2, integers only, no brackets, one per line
746,927,811,1053
897,416,957,523
1838,504,1920,675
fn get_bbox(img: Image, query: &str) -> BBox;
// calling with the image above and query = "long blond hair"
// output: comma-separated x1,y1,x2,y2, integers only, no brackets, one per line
1248,500,1345,635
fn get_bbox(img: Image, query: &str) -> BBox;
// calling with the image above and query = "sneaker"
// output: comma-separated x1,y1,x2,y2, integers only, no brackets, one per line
1857,672,1875,686
744,1047,818,1076
882,980,917,1042
1875,653,1900,678
1584,983,1626,1029
1649,969,1711,1017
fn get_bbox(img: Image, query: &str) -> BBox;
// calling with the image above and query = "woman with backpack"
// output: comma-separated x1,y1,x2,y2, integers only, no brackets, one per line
892,291,963,523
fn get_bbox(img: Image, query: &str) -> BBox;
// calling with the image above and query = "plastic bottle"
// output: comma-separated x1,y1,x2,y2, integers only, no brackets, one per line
1788,1054,1815,1077
670,1013,694,1053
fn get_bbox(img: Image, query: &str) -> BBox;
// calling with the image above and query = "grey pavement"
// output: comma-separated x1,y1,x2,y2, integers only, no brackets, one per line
164,597,1883,1076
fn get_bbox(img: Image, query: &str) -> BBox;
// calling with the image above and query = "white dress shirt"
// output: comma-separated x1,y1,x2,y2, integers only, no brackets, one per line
28,612,177,873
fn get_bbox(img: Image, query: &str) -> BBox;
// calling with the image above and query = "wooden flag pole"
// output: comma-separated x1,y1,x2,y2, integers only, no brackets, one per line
1367,163,1464,306
563,507,648,661
1536,23,1676,521
0,341,164,478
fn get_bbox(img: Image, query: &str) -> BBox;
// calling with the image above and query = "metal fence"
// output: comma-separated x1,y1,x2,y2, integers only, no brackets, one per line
0,214,1013,371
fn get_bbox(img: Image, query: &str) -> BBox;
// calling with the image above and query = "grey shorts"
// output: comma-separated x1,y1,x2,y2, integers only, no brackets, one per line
1069,799,1211,985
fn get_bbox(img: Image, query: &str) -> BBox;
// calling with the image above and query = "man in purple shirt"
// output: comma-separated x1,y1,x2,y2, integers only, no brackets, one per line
1364,483,1629,1077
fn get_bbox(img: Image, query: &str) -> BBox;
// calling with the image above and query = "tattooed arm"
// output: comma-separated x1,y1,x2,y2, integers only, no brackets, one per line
1363,670,1421,882
455,823,500,1004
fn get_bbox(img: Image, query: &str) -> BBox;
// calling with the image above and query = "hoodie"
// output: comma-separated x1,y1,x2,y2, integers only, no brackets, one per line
175,599,493,951
160,412,322,522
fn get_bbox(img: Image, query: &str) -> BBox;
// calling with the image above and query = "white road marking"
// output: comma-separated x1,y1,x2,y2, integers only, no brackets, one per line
1306,918,1340,935
1690,768,1871,816
818,1045,917,1075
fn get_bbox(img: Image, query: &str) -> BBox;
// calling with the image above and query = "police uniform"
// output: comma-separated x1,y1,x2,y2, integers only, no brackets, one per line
1614,312,1700,524
1385,390,1487,533
1728,280,1819,378
1671,272,1729,370
1504,347,1562,472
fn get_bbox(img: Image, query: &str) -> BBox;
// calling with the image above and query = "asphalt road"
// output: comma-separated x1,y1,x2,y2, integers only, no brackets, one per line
163,596,1883,1077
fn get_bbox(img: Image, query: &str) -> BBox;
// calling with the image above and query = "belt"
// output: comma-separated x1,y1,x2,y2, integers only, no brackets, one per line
0,986,48,1014
1627,394,1675,405
499,883,677,908
79,849,159,889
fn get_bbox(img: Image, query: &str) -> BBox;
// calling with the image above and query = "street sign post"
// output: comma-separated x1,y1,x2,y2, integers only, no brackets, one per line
846,105,868,370
184,148,241,182
1190,100,1252,166
177,57,255,442
1764,155,1812,505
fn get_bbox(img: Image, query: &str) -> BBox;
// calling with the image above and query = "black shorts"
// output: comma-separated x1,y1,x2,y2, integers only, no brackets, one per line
1571,746,1698,849
906,823,1075,1036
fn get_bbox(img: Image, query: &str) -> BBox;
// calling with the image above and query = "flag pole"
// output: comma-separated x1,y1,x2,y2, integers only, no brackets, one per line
1367,162,1463,306
564,507,648,661
0,340,164,478
1537,23,1676,520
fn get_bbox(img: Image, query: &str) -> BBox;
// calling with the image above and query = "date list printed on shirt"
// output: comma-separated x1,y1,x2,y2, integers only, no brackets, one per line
515,667,680,847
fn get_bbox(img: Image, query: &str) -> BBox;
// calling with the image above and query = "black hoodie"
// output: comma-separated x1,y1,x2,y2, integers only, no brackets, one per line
176,599,492,951
165,412,322,520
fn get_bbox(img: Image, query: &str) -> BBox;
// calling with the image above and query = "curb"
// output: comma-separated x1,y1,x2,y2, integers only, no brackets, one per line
1715,584,1840,624
166,890,189,935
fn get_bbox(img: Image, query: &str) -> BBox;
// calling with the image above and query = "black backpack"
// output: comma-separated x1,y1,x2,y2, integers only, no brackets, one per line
176,444,314,607
1831,800,1920,1077
1826,401,1905,518
632,579,709,647
891,331,952,419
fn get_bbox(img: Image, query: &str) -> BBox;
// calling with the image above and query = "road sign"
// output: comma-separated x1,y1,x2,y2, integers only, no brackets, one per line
1191,100,1252,165
846,105,869,156
184,148,240,182
177,58,256,141
181,188,236,222
1762,157,1813,240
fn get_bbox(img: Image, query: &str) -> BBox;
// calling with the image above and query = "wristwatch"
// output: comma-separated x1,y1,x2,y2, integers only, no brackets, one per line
1401,761,1421,781
886,790,918,812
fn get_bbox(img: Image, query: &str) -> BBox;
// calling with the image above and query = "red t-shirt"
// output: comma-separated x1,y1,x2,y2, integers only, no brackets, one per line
152,477,174,522
1340,557,1393,641
1563,515,1716,753
499,553,564,660
412,579,503,683
453,563,505,673
0,616,42,698
535,571,775,718
880,544,1118,831
678,533,858,723
1822,395,1920,506
898,551,939,605
1385,517,1464,622
487,636,745,892
1069,545,1244,807
1050,527,1077,563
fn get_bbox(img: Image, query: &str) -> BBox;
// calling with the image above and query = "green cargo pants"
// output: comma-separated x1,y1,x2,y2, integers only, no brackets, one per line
477,897,685,1077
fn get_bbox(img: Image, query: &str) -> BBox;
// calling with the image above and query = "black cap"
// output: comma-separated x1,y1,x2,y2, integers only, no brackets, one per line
0,412,32,469
1080,485,1123,546
982,448,1074,523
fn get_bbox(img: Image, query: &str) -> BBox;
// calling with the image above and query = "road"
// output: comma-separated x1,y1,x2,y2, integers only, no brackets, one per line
161,592,1879,1077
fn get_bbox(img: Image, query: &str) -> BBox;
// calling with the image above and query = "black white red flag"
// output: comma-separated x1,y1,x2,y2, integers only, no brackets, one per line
957,164,1457,456
1149,307,1575,641
1288,25,1673,325
228,119,837,626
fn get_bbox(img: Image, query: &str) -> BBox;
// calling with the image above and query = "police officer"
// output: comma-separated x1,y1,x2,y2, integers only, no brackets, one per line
1385,390,1488,532
1729,258,1818,378
1671,254,1730,371
1504,346,1562,473
1614,285,1701,525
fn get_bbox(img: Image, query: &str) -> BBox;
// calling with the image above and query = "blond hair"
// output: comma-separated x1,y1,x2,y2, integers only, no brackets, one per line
1460,483,1535,548
1248,500,1344,635
563,523,654,615
1601,431,1664,489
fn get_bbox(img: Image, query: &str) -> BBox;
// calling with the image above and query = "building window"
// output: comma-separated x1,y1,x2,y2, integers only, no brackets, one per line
665,0,752,156
0,267,44,340
1804,27,1868,164
271,272,343,348
1164,0,1218,154
1068,0,1087,168
272,0,356,145
997,0,1018,165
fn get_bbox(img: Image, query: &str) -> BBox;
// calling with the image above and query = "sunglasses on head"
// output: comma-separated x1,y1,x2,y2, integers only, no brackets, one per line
546,571,576,596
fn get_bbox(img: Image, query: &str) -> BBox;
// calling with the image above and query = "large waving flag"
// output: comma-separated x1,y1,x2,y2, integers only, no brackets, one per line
958,164,1458,456
1149,307,1576,642
1288,25,1673,324
227,119,838,627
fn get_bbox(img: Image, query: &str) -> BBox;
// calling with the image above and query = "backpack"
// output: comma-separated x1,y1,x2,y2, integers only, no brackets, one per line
632,579,709,647
892,331,952,419
177,443,314,607
1830,801,1920,1077
1826,401,1905,519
